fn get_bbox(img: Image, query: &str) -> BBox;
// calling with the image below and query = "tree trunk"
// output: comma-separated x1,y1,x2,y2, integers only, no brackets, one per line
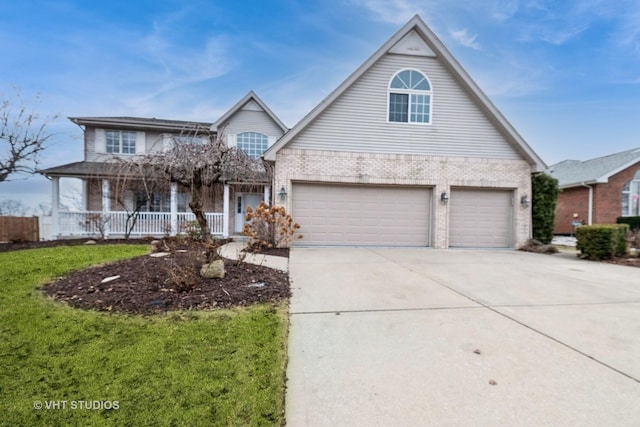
188,180,213,243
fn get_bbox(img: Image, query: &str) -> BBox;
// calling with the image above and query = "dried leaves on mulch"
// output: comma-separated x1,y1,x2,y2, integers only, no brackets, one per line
39,239,290,315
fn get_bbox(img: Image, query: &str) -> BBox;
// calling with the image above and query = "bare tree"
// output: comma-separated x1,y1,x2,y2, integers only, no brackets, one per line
0,199,30,216
0,89,58,182
117,127,267,242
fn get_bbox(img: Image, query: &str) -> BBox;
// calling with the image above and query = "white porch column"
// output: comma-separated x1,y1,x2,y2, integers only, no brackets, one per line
51,177,60,239
102,178,110,239
264,185,271,206
223,184,230,238
81,179,88,210
170,183,178,236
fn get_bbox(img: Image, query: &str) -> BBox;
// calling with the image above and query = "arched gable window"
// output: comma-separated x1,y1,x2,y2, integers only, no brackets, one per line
388,69,432,124
621,170,640,216
237,132,268,159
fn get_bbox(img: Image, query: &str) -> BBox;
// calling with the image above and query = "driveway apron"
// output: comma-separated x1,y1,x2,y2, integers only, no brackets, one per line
285,248,640,426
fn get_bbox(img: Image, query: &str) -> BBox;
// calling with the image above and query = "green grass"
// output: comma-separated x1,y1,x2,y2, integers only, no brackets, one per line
0,246,288,426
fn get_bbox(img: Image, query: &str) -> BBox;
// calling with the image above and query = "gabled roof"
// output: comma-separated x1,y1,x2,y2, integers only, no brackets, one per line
263,14,546,171
69,116,212,132
211,91,288,133
547,147,640,188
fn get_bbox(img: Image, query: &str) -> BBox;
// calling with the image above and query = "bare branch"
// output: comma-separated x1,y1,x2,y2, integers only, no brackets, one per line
0,88,58,182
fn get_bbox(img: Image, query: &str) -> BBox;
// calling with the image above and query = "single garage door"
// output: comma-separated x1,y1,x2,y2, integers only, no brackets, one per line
449,188,513,248
292,183,431,246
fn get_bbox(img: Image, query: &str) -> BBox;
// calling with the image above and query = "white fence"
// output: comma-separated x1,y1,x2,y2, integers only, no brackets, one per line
57,211,224,238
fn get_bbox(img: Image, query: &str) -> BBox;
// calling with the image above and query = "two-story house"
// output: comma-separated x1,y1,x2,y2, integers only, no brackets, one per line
41,91,287,238
43,15,547,248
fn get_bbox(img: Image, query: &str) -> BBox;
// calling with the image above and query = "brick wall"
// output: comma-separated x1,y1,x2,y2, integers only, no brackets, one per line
274,148,533,248
554,186,589,234
594,163,640,223
554,162,640,234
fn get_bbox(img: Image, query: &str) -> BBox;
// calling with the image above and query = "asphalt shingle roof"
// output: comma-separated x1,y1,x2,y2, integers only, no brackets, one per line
547,147,640,187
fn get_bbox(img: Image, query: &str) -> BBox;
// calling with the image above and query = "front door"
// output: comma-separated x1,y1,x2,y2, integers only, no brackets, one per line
234,193,263,233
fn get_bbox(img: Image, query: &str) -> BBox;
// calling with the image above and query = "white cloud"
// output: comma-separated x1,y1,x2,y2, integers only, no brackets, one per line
450,29,481,50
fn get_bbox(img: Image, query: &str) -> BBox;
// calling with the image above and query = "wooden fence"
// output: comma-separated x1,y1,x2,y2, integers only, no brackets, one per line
0,216,39,242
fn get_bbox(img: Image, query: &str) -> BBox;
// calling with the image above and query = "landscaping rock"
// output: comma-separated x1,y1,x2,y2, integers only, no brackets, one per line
200,259,225,279
84,240,97,245
149,252,170,258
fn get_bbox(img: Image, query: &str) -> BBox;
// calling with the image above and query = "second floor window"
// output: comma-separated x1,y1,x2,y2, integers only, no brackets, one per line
237,132,268,159
106,130,137,154
388,69,432,124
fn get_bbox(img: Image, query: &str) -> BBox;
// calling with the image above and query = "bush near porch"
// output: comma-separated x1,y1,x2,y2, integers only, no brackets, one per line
0,246,287,426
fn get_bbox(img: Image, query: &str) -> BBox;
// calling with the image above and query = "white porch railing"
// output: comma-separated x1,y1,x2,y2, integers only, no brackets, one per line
57,211,224,238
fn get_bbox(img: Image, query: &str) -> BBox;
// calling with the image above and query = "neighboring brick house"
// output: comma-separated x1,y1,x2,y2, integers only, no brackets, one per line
265,15,546,249
547,148,640,234
41,91,288,238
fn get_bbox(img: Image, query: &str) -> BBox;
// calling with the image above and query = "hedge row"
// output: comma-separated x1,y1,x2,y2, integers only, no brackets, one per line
575,224,629,260
616,216,640,231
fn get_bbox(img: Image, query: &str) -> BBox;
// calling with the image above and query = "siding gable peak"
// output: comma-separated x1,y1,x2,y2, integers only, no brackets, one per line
389,29,436,57
264,14,546,172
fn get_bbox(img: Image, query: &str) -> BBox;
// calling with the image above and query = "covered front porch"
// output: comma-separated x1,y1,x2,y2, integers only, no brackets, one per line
43,162,271,239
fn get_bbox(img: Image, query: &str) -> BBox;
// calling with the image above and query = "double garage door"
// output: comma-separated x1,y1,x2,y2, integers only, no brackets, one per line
291,183,513,248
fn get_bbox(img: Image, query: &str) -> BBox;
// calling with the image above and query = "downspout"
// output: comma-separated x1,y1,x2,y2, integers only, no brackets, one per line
580,182,593,225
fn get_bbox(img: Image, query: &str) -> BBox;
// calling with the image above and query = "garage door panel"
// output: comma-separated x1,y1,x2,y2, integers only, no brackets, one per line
450,189,512,248
292,183,431,246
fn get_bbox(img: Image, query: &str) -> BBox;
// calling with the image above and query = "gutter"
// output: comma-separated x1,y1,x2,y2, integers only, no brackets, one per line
580,182,593,225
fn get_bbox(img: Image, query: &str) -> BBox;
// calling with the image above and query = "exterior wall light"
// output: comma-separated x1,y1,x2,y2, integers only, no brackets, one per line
440,192,449,204
278,186,287,202
520,195,530,208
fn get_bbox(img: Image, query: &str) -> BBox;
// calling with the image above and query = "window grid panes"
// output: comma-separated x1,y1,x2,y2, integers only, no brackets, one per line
388,69,431,124
106,130,136,154
237,132,268,159
410,94,430,123
388,93,409,122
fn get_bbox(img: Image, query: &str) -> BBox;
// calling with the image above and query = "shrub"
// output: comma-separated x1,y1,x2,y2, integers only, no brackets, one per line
616,216,640,231
242,202,302,250
518,238,559,254
531,173,559,244
575,224,629,260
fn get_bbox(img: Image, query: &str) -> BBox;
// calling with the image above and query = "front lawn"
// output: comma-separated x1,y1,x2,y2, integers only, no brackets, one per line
0,246,288,426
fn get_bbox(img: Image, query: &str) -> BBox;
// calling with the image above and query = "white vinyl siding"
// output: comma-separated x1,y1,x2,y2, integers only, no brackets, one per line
221,109,285,140
292,183,432,246
289,53,520,159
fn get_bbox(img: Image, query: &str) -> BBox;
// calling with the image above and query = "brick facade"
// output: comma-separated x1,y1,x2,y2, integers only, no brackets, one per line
274,148,533,248
554,161,640,234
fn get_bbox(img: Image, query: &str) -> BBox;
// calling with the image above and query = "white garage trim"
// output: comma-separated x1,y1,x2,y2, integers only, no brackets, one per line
292,183,432,246
449,188,513,248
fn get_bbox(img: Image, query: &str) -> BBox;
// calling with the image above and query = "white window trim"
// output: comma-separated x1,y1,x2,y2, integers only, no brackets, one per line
386,68,433,125
622,171,640,216
99,129,144,155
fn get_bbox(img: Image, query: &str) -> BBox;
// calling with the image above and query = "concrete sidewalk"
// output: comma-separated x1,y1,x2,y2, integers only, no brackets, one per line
286,248,640,426
217,241,289,272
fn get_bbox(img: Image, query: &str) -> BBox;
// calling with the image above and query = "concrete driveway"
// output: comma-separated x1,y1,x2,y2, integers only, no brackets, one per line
285,248,640,426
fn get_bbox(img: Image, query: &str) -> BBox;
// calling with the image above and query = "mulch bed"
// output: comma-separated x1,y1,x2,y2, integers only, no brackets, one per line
6,237,290,315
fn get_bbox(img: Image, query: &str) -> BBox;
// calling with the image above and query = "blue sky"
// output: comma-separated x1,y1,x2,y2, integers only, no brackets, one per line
2,0,640,212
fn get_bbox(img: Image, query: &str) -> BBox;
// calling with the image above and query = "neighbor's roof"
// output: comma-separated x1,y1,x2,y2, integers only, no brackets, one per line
547,147,640,188
69,117,213,132
211,91,288,133
263,14,547,171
